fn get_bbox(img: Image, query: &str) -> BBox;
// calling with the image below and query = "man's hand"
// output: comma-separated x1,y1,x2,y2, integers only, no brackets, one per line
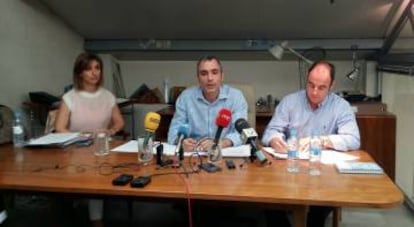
183,138,197,152
297,136,333,152
270,137,288,153
220,138,233,148
196,138,214,151
321,136,333,150
191,138,233,152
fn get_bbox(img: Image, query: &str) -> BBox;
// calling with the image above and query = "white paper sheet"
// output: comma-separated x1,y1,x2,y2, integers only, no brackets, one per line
111,141,250,157
111,140,139,152
320,150,359,164
262,147,359,164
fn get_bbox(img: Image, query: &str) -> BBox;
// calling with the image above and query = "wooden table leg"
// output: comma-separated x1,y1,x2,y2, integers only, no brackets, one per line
292,205,308,227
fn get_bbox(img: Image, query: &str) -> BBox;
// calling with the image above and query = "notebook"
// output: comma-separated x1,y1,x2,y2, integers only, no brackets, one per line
335,161,384,174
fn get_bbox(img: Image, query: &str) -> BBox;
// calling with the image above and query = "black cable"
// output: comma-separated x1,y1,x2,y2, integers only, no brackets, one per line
31,162,140,175
30,161,200,177
150,169,199,178
188,151,203,172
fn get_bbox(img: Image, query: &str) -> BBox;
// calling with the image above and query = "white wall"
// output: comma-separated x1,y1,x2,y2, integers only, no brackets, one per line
99,54,117,93
382,72,414,200
0,0,83,110
120,60,365,101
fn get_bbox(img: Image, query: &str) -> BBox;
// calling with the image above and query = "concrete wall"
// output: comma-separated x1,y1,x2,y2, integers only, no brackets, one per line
382,72,414,201
0,0,83,110
120,60,366,102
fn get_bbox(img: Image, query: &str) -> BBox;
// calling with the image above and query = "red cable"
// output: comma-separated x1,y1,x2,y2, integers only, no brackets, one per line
172,155,193,227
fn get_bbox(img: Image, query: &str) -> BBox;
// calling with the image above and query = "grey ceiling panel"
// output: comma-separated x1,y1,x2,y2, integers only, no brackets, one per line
38,0,410,59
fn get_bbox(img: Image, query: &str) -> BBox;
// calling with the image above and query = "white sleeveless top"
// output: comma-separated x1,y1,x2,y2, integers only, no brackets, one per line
62,88,116,132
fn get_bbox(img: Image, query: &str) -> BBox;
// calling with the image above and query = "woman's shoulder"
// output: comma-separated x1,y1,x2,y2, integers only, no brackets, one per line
99,88,115,97
62,89,76,100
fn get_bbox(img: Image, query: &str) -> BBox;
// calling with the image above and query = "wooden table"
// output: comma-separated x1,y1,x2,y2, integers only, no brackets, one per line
157,104,397,181
0,142,403,227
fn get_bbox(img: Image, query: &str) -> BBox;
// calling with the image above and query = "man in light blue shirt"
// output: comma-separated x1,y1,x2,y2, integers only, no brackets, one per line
262,61,360,152
168,55,248,151
263,61,360,227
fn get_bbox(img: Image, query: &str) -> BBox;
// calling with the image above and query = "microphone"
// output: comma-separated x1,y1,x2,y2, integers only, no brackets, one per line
213,108,232,148
235,118,258,151
143,112,161,146
175,124,189,163
235,118,267,164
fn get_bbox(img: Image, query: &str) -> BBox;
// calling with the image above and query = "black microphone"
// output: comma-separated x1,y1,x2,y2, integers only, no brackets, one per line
235,118,258,151
235,118,267,164
156,144,164,166
156,144,173,167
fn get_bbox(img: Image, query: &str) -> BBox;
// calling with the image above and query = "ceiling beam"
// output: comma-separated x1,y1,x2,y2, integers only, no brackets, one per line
409,6,414,32
378,0,414,58
85,39,383,52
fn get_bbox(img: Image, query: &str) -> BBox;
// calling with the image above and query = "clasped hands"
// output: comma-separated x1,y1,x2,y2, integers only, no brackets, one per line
182,138,233,152
270,136,332,153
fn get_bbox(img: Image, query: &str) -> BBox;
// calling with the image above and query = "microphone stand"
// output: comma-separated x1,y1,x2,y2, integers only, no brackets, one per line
172,136,184,168
178,143,184,166
249,140,257,163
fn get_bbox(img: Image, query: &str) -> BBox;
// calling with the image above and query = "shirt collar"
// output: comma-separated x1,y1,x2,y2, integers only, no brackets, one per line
304,90,332,110
78,87,102,98
196,85,228,104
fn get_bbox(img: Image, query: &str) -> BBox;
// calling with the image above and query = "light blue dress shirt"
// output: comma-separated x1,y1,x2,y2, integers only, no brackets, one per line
168,84,248,146
262,90,360,151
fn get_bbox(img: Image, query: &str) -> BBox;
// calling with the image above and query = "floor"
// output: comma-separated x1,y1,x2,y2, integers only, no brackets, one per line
2,195,414,227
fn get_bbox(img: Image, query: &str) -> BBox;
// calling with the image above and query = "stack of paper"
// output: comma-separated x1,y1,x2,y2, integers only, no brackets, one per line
26,133,82,147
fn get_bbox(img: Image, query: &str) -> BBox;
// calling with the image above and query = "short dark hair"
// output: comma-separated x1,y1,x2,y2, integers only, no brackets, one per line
196,55,223,74
73,52,104,90
307,60,335,84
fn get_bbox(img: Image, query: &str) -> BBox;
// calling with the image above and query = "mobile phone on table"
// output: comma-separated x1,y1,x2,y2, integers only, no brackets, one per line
112,174,134,186
199,163,221,173
76,139,93,147
130,176,151,188
225,160,236,169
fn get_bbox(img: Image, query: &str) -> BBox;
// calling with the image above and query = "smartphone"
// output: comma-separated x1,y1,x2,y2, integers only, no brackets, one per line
225,160,236,169
76,139,93,147
199,163,221,173
112,174,134,186
130,176,151,188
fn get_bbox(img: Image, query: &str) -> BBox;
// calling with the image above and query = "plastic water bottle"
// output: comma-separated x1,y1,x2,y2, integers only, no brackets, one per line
13,111,25,148
309,129,322,176
163,78,169,104
287,128,299,173
28,109,42,139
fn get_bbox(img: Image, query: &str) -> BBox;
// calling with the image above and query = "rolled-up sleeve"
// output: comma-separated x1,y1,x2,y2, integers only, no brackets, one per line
329,104,360,151
261,99,289,146
224,90,248,146
167,96,187,144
